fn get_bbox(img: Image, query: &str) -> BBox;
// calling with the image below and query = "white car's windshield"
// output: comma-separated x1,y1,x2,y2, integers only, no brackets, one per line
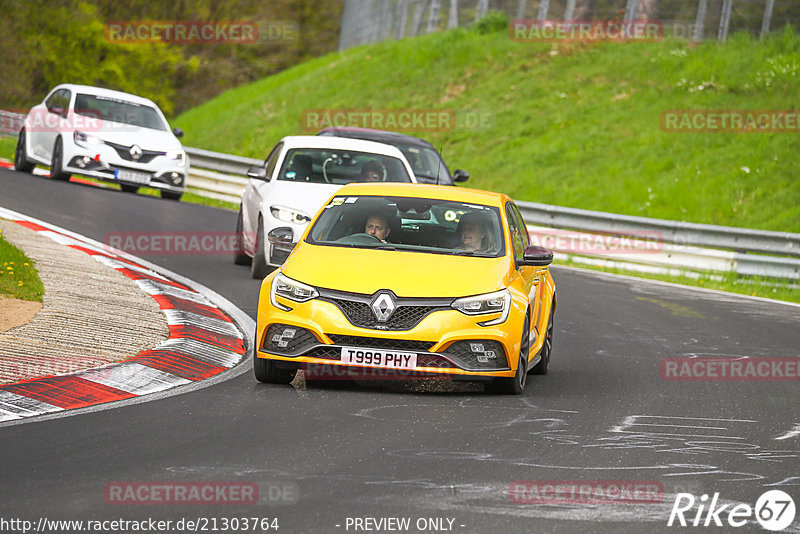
278,149,413,184
307,195,505,257
74,93,168,131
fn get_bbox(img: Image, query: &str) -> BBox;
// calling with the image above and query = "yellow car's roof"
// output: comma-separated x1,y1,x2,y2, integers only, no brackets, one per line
332,183,510,207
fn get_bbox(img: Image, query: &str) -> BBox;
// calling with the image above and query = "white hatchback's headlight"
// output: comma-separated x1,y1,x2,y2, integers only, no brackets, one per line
270,206,311,224
452,289,511,326
166,150,186,166
270,273,318,311
73,131,103,146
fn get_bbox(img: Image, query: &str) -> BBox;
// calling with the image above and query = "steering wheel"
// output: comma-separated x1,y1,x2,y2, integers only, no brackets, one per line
335,233,382,245
322,156,334,183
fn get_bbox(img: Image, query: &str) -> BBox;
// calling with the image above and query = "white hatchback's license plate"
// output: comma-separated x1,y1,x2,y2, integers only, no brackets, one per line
340,347,417,369
115,168,151,185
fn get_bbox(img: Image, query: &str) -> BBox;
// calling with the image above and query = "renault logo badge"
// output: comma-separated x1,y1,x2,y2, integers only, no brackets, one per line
130,144,142,161
371,292,396,323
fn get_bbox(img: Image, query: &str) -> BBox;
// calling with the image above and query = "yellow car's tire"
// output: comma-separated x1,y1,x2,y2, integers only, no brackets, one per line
254,354,296,384
531,302,554,375
487,314,529,395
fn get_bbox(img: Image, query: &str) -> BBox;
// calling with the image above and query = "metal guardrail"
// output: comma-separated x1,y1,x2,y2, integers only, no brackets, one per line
0,109,25,137
183,147,253,204
516,201,800,258
2,112,798,280
183,145,800,281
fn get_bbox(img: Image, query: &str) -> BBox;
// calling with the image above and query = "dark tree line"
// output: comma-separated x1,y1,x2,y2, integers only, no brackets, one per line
0,0,344,115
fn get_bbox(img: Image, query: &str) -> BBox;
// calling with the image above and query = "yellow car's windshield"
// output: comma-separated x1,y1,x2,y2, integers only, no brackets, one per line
307,195,505,257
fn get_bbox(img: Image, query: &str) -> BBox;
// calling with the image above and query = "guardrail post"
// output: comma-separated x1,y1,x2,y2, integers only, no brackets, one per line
564,0,576,21
693,0,707,41
448,0,459,28
397,0,409,38
475,0,488,22
427,0,442,32
624,0,638,22
411,0,428,35
760,0,775,39
537,0,550,21
516,0,527,19
718,0,732,42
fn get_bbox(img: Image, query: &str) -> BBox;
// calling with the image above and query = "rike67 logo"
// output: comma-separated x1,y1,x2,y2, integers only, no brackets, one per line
668,490,796,531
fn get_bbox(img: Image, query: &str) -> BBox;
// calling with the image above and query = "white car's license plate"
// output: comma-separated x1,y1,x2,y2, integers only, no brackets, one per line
115,168,151,185
340,347,417,369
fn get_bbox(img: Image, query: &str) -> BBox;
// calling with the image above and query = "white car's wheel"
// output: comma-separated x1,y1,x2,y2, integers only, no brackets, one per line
234,208,251,266
50,138,70,181
250,217,274,279
14,130,35,173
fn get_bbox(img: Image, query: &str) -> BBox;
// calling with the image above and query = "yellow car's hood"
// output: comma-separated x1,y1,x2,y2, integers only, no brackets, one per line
283,242,511,298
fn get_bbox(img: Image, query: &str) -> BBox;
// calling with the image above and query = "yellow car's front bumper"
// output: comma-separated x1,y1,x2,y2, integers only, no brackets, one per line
255,290,526,380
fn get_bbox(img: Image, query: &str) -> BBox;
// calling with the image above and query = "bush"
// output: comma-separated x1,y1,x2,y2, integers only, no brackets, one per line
474,10,509,35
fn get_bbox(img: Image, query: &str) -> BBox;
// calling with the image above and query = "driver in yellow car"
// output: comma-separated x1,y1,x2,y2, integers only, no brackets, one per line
365,214,391,243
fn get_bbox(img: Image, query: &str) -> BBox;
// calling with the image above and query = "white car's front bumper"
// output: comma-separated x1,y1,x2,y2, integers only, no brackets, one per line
64,138,187,192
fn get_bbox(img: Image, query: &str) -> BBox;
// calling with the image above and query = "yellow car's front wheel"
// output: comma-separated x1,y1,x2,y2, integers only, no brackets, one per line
487,314,529,395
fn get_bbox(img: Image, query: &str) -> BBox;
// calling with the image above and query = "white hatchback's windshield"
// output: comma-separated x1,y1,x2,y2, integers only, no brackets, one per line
74,94,167,131
307,195,505,257
278,149,413,184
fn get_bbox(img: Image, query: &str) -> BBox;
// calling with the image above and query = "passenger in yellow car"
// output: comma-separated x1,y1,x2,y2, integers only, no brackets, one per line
458,211,495,252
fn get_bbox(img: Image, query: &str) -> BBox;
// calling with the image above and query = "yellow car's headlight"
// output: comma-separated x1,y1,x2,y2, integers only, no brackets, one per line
270,273,318,311
452,288,511,326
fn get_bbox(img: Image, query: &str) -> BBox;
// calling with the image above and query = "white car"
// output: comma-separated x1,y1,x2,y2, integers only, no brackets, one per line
235,135,418,278
14,84,188,201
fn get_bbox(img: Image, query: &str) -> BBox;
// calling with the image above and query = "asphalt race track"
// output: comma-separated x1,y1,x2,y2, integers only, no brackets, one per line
1,167,798,533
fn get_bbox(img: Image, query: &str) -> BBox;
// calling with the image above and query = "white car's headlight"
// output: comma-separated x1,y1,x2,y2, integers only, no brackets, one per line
452,289,511,326
270,273,318,311
270,206,311,224
166,150,186,166
73,131,103,146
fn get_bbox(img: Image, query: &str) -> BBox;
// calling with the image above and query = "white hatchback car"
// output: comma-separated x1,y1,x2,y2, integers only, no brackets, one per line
235,136,418,278
14,84,188,200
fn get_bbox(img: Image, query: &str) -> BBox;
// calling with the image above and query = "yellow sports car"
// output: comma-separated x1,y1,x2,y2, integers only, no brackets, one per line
254,183,556,394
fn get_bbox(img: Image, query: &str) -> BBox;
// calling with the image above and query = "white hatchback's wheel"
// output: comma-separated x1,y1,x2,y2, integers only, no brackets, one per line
250,217,274,279
14,130,35,173
234,208,251,266
50,138,70,181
